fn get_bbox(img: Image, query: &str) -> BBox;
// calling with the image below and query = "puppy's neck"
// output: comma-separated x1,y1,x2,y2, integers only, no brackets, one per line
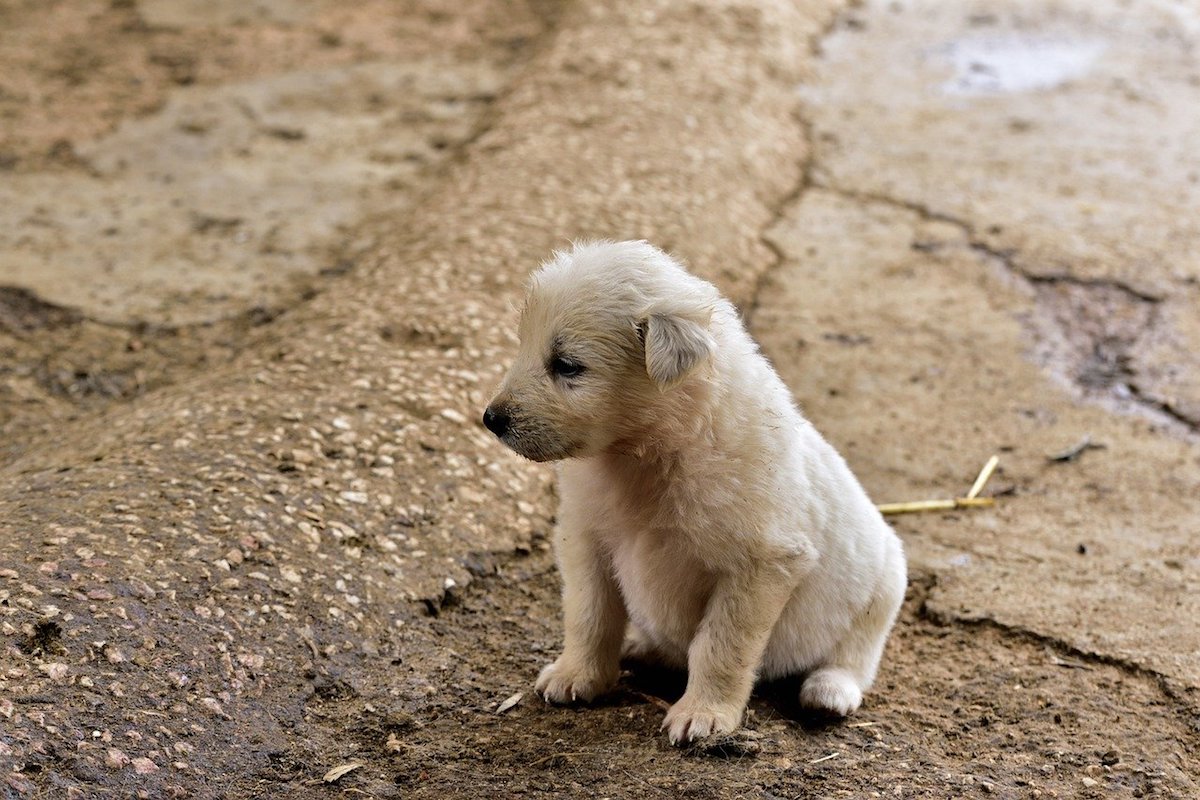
603,376,719,464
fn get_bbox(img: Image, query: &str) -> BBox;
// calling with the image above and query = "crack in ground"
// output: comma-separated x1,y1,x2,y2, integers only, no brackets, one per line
1019,271,1164,304
745,3,853,325
0,286,86,335
805,180,1200,436
747,118,814,326
0,283,290,410
910,572,1200,733
749,107,1198,438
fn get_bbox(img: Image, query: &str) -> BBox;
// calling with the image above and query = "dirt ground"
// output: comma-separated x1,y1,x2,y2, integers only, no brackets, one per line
1,1,1198,798
0,0,553,464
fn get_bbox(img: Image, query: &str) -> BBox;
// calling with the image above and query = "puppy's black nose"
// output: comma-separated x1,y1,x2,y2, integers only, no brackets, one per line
483,405,510,437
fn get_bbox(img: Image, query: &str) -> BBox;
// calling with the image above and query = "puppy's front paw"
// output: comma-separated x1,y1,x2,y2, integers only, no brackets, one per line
535,657,616,704
661,694,743,745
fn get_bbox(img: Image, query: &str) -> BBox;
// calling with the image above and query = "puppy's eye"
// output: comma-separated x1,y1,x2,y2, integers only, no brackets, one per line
548,355,585,378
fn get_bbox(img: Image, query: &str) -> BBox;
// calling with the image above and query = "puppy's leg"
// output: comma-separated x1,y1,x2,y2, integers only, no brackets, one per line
662,561,800,744
536,525,627,703
800,541,906,716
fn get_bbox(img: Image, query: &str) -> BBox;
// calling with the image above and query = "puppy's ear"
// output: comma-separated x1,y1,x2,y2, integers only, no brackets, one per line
642,313,715,389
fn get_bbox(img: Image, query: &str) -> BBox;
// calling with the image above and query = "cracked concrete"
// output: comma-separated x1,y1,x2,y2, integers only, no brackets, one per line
798,0,1200,433
751,0,1200,703
0,59,506,326
809,180,1199,435
757,178,1200,691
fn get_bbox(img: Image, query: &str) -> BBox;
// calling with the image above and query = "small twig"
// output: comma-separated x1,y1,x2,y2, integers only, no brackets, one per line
878,497,995,516
301,635,321,660
966,455,1000,499
321,763,364,784
878,455,1001,516
1049,655,1095,671
495,692,523,714
627,689,672,711
809,752,840,764
1047,435,1106,463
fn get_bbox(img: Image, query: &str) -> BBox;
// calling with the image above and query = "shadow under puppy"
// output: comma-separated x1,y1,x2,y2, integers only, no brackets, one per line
484,241,906,745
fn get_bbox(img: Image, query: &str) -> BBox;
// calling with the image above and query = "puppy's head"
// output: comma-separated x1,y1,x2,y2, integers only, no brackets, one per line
484,241,719,462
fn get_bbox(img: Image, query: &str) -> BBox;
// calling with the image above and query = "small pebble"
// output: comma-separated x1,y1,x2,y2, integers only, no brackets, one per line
440,408,467,424
131,757,158,775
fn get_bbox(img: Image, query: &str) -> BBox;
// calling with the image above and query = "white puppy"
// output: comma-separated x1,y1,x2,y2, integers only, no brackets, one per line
484,241,906,744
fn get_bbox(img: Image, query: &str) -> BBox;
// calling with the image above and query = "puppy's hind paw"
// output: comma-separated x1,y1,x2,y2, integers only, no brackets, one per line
799,668,863,717
535,657,616,704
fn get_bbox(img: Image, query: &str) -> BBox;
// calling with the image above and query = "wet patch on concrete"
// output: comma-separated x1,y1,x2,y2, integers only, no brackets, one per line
933,34,1106,95
1021,277,1200,433
798,0,1200,432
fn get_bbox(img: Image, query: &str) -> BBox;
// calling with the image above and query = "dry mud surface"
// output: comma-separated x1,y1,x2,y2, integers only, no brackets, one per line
1,1,1198,798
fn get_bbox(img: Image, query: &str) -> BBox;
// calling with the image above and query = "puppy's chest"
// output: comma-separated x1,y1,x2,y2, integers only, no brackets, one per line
595,462,730,643
604,522,714,646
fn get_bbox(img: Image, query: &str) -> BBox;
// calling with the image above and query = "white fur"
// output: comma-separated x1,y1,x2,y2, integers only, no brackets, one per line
486,241,906,744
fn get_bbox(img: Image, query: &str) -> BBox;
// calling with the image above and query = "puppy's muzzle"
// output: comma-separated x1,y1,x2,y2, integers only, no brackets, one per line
482,404,511,438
